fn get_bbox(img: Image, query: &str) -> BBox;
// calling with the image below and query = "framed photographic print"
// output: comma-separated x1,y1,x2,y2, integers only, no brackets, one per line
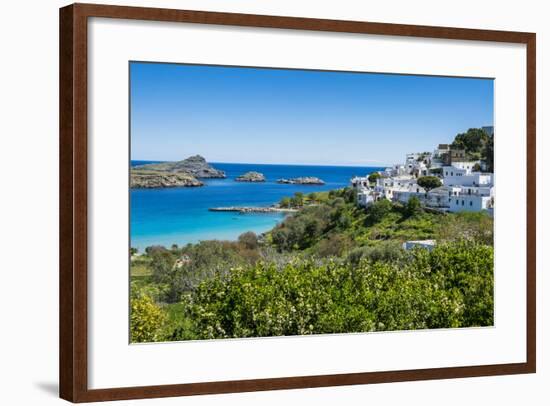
59,3,536,402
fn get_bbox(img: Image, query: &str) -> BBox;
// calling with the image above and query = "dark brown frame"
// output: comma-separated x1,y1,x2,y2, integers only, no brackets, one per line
60,3,536,402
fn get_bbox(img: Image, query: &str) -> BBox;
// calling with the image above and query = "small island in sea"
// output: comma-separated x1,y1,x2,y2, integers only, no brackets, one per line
235,171,266,182
130,155,224,188
129,61,495,345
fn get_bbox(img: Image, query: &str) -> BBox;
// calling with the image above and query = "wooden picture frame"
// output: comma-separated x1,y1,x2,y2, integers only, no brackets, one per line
60,3,536,402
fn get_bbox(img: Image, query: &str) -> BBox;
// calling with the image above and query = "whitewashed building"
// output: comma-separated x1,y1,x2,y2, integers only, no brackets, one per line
357,188,376,207
449,185,493,198
350,176,370,189
442,166,493,187
351,136,494,215
383,164,408,177
445,182,494,213
393,186,451,209
375,175,425,201
448,195,494,212
404,152,431,176
449,161,481,172
403,240,436,251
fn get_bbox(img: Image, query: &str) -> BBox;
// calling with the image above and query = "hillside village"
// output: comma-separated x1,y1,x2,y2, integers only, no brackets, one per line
351,126,495,215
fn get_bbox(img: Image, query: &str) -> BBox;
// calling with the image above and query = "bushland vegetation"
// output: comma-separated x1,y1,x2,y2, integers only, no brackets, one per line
130,188,494,342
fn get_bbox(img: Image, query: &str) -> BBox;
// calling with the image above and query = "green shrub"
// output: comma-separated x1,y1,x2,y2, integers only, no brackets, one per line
436,211,494,245
366,199,393,224
280,197,292,208
347,241,405,265
368,172,381,183
175,241,493,340
313,233,353,257
405,196,422,217
238,231,258,250
130,293,165,343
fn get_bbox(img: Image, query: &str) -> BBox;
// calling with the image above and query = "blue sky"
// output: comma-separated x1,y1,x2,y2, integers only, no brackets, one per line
130,62,493,166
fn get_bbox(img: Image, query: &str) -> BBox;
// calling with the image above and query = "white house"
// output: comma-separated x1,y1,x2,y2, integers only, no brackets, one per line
402,240,436,251
383,164,407,177
406,153,420,165
375,175,425,200
448,194,493,213
405,152,431,176
442,166,493,187
425,186,457,208
449,185,493,198
350,176,370,189
393,186,451,208
357,188,376,207
405,153,420,173
448,161,481,173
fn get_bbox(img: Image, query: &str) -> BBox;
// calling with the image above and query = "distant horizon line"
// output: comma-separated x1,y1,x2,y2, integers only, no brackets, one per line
130,159,390,168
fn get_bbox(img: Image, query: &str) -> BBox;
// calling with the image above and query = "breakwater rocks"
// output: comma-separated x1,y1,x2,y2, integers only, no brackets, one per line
130,170,204,188
209,206,298,214
277,177,325,185
235,171,266,182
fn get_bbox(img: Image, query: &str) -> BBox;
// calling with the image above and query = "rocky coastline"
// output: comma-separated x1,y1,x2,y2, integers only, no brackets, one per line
130,170,203,188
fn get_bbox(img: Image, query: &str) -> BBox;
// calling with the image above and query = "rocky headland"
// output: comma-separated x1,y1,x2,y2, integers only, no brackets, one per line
130,170,203,188
131,155,225,188
277,177,325,185
235,171,266,182
132,155,226,178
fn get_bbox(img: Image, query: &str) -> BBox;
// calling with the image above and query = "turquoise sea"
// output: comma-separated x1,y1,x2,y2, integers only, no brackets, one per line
130,161,382,251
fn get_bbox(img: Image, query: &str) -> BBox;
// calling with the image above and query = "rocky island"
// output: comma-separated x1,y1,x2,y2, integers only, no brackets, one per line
235,171,266,182
277,177,325,185
131,155,224,188
133,155,226,178
131,170,203,188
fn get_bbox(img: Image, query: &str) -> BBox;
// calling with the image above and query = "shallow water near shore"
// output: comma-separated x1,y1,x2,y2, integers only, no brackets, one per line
130,161,381,251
